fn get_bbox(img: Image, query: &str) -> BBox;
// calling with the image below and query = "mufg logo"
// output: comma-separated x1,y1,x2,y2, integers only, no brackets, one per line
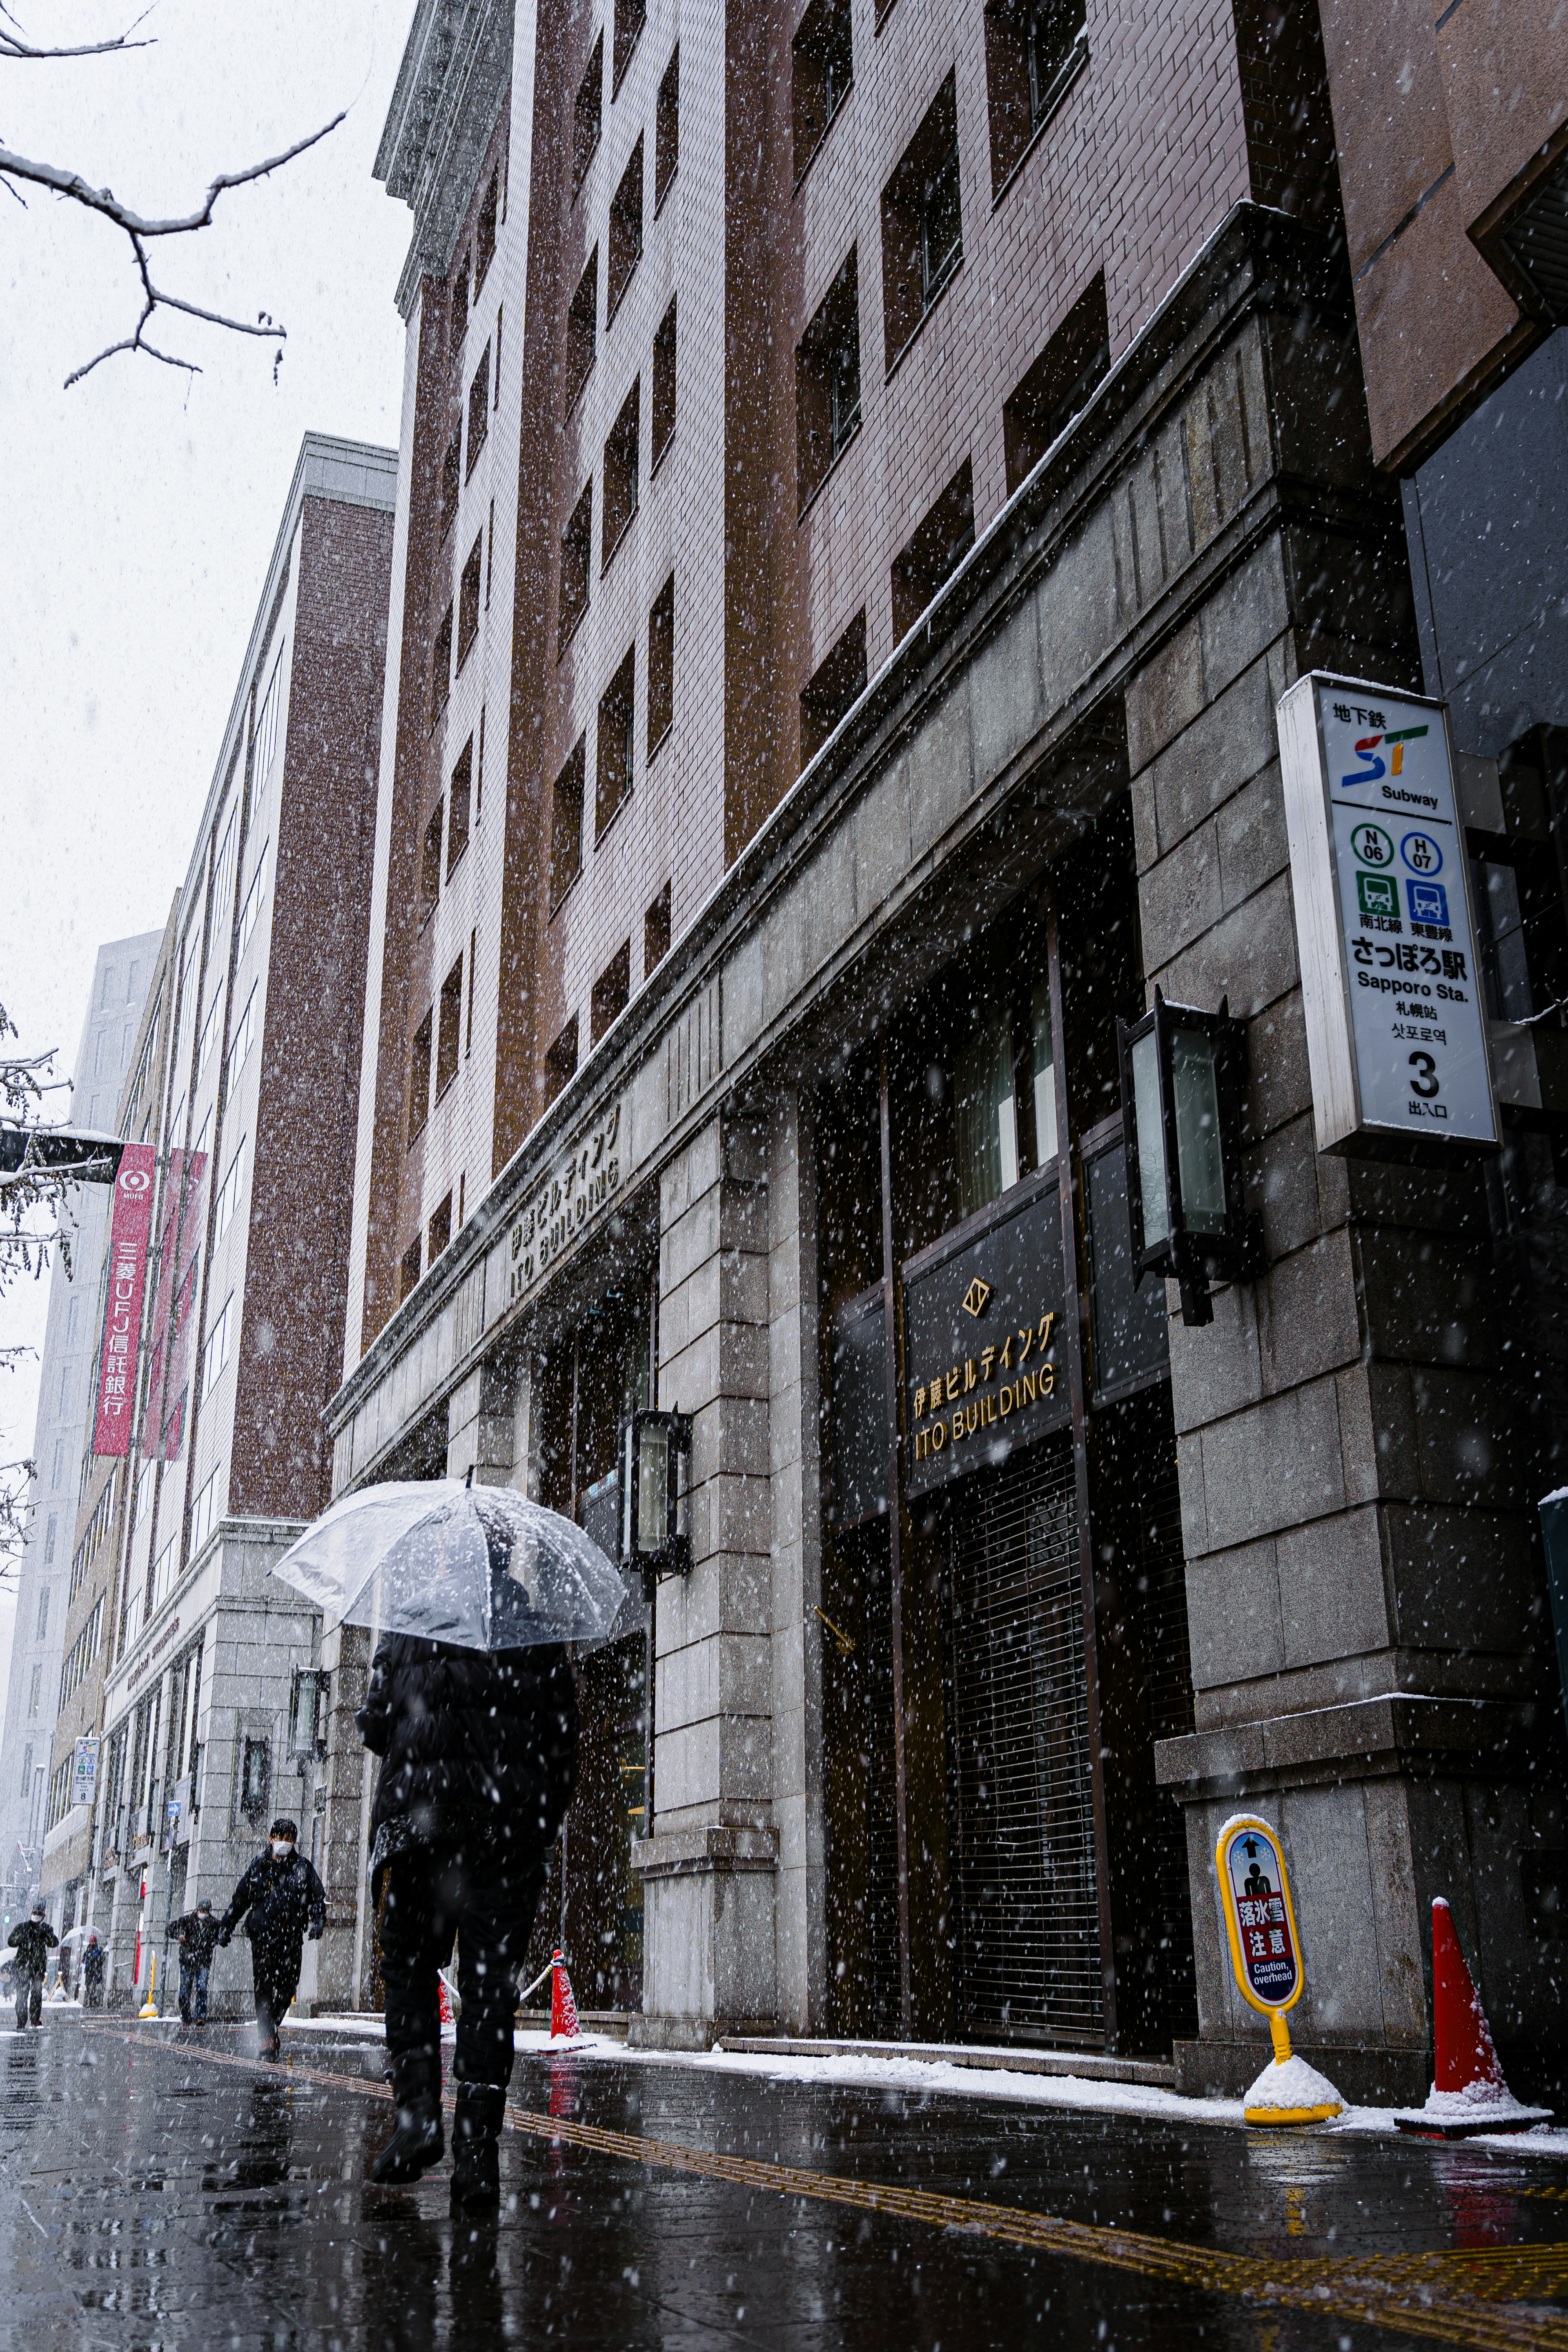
1342,722,1429,784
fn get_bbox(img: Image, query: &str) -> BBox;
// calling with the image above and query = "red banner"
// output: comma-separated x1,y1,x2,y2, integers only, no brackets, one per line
144,1146,207,1461
92,1144,157,1457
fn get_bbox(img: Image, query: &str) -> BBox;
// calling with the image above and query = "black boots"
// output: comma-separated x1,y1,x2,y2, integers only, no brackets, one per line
450,2084,507,2211
371,2051,445,2184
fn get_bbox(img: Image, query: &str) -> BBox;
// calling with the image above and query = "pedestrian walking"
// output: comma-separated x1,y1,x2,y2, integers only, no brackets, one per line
356,1623,578,2209
165,1899,222,2023
217,1821,326,2057
80,1933,106,2009
8,1904,58,2031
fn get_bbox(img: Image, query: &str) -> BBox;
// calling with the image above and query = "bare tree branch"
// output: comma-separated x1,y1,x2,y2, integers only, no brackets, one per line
0,4,154,61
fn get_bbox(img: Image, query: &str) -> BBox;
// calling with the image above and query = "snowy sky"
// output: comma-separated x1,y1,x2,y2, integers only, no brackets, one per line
0,1,415,1657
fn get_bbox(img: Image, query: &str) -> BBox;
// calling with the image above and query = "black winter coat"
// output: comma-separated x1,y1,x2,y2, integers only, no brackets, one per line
356,1634,579,1873
166,1911,223,1966
81,1942,106,1985
219,1852,326,1952
7,1919,56,1978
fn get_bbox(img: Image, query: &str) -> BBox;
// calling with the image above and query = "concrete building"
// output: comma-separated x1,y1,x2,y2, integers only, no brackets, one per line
325,0,1566,2095
41,437,396,2011
0,933,160,1931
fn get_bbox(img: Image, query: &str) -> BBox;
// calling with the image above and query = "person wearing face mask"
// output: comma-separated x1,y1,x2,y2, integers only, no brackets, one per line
217,1819,326,2058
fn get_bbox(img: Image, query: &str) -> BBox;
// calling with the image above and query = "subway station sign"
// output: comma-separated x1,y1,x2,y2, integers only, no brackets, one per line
902,1170,1069,1497
1277,673,1497,1159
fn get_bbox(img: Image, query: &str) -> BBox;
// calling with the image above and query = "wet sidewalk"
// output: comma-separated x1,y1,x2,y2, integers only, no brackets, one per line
2,2013,1566,2349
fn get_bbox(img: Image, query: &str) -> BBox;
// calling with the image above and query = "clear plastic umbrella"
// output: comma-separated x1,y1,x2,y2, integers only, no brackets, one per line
270,1479,636,1651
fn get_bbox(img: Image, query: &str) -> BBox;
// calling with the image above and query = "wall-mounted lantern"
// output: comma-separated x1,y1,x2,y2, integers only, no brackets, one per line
621,1408,692,1598
288,1667,331,1761
1117,989,1257,1328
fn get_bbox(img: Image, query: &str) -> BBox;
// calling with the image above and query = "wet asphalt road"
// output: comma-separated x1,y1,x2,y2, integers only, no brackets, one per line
1,2017,1566,2350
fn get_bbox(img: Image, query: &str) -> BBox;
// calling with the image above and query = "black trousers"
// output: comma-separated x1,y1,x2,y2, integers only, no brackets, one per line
251,1938,303,2047
379,1842,544,2091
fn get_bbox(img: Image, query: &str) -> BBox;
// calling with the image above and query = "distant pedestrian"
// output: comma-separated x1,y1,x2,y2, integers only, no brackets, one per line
165,1899,222,2023
81,1933,106,2009
356,1627,577,2209
9,1904,58,2030
217,1821,326,2058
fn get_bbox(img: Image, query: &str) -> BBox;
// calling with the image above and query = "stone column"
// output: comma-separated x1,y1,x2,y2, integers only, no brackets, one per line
446,1357,518,1485
310,1620,370,2015
632,1106,779,2046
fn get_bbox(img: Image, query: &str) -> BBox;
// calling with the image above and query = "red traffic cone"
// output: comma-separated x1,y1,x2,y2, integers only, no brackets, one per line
1394,1899,1553,2136
549,1950,581,2041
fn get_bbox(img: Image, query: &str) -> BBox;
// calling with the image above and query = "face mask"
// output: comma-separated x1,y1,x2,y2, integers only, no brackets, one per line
270,1840,294,1859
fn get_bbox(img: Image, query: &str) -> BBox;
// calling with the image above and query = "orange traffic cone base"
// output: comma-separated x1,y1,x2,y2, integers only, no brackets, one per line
1394,1899,1553,2137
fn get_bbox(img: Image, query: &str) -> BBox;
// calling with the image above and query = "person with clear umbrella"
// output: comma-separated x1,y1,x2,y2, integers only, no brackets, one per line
270,1475,624,2209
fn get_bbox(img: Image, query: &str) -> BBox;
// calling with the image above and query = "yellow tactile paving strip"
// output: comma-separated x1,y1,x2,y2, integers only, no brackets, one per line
95,2027,1568,2352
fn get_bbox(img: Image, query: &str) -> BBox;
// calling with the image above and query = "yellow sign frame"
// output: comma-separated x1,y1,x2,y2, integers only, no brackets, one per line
1216,1813,1306,2021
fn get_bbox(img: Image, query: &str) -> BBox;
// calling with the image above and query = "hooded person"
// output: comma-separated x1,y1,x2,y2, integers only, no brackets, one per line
8,1904,58,2030
165,1897,223,2024
80,1931,107,2008
355,1528,579,2212
218,1821,326,2056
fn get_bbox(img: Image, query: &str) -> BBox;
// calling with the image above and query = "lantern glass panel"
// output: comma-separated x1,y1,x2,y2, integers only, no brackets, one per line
1171,1027,1226,1234
1131,1027,1169,1247
636,1422,668,1552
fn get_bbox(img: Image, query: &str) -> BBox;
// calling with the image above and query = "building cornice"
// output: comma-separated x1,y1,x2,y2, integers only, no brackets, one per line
376,0,514,319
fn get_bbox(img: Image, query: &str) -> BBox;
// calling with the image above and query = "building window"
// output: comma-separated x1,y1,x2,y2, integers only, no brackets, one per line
608,138,644,322
792,0,853,183
400,1237,423,1302
237,847,267,959
800,609,867,767
648,573,675,754
566,250,598,413
644,882,671,977
409,1009,433,1144
214,1137,246,1242
451,249,470,351
881,74,962,368
199,1293,234,1402
1001,271,1108,494
224,986,257,1094
551,737,586,906
441,428,461,537
545,1017,579,1106
597,645,636,835
476,168,500,290
592,941,632,1042
28,1666,40,1719
36,1585,49,1641
613,0,645,91
466,343,490,477
252,652,283,792
448,739,473,875
436,959,463,1101
458,530,484,669
432,602,454,725
796,248,860,511
651,297,676,468
421,802,444,923
428,1191,454,1266
891,459,974,642
574,34,604,192
984,0,1087,195
44,1512,57,1565
559,482,592,649
188,1469,220,1560
655,47,679,209
602,379,641,566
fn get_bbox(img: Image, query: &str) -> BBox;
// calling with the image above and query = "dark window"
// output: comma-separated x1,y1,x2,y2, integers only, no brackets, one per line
648,573,675,753
551,738,585,905
796,248,860,510
545,1016,579,1106
881,74,962,366
408,1009,433,1144
652,297,677,467
566,250,598,413
400,1236,423,1302
448,738,473,876
451,252,470,352
655,47,679,209
441,429,461,537
984,0,1087,194
428,1191,454,1264
436,959,463,1100
457,530,483,669
592,940,632,1041
559,482,592,649
608,138,644,321
800,609,867,767
476,168,500,290
421,802,443,922
613,0,645,91
1002,271,1109,493
891,460,973,642
574,35,604,192
432,602,454,725
602,379,641,566
792,0,853,182
597,644,636,835
644,881,671,976
466,343,490,476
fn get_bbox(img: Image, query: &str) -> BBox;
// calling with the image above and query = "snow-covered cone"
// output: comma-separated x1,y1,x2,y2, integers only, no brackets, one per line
1243,2050,1343,2125
1394,1898,1553,2138
549,1950,582,2041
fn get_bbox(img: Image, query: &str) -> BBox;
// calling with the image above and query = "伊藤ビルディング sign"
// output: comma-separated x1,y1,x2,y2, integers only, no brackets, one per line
1276,673,1497,1162
1216,1815,1303,2014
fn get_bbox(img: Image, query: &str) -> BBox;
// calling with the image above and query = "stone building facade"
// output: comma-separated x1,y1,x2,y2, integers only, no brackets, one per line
326,0,1566,2093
